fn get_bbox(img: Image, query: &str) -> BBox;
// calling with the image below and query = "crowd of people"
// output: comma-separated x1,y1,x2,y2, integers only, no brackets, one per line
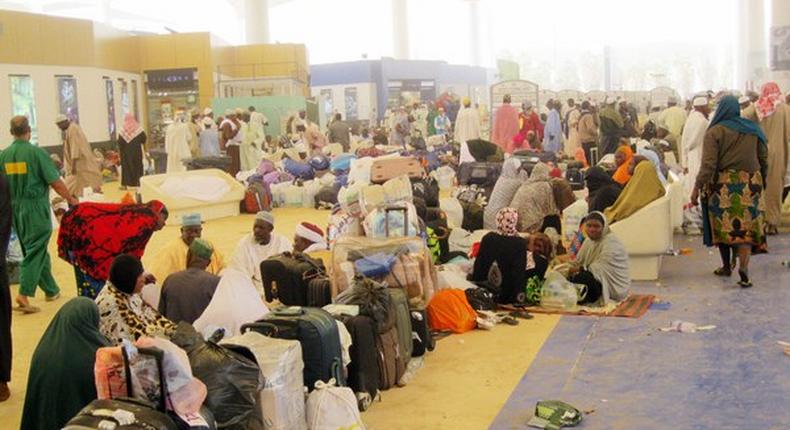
0,78,787,427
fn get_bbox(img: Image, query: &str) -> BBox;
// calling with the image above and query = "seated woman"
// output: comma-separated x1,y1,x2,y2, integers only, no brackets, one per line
472,208,552,304
510,163,558,233
636,147,668,185
21,298,110,430
568,212,630,305
95,254,176,345
585,166,622,213
611,145,634,185
483,158,527,230
604,158,666,224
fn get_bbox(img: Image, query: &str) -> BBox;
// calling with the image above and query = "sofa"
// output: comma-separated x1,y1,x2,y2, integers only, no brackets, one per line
609,194,672,281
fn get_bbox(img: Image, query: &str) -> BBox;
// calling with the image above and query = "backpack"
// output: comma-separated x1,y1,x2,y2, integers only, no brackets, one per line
306,379,365,430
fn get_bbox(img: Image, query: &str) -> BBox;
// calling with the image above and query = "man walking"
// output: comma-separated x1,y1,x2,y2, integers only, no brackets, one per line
56,114,102,197
1,116,78,313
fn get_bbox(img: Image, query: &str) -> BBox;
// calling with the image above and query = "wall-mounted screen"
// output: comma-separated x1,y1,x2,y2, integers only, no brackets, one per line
120,79,130,119
56,76,79,123
345,87,358,120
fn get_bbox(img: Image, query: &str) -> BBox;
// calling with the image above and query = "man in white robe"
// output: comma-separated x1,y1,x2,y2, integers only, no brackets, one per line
564,99,581,157
164,112,192,173
681,96,710,197
455,97,481,148
228,211,291,295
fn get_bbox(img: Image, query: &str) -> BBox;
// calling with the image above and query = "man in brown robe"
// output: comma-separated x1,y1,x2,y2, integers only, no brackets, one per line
56,115,102,197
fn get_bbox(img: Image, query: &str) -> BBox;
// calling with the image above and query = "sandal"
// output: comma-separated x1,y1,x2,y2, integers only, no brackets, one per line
509,310,534,320
14,303,41,314
737,270,753,288
501,316,519,326
713,267,732,277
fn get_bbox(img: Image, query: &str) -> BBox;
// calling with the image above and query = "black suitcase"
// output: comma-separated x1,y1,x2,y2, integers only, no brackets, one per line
512,150,557,175
184,156,232,172
566,167,585,190
409,308,435,357
338,314,380,406
260,252,327,306
307,277,332,307
242,307,344,391
457,162,502,187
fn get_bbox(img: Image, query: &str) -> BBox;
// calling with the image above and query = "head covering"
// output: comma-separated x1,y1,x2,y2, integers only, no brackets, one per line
255,211,275,226
549,166,563,178
462,97,471,107
708,95,767,146
495,207,519,236
108,254,144,294
55,114,68,124
57,201,166,282
612,145,634,185
575,211,630,304
182,213,203,227
600,102,625,128
636,147,667,185
551,178,576,212
692,97,708,107
189,238,214,260
119,113,143,142
756,82,783,119
738,96,750,104
501,157,522,178
510,162,558,232
203,107,213,115
523,100,533,110
483,158,527,230
193,269,270,338
526,162,551,183
667,96,678,104
604,161,666,224
235,107,244,115
295,222,326,245
202,116,215,127
20,298,110,430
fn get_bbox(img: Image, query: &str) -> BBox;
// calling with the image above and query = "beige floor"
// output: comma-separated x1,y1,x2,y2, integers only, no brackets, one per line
0,182,559,429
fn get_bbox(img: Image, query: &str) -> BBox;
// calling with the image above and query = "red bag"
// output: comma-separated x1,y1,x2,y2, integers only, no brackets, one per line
427,290,477,334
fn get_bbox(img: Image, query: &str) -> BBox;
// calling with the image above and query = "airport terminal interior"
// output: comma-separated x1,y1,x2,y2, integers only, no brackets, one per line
0,1,789,429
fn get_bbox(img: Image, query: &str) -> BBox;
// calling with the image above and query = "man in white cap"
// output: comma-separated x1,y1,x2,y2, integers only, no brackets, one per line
228,211,291,294
739,95,758,121
658,95,687,142
598,96,624,155
681,96,710,198
293,222,327,254
220,109,242,175
55,114,102,197
164,110,192,173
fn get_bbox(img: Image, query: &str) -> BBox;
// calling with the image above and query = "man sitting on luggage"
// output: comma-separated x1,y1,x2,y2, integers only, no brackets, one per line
149,213,225,283
294,222,327,254
158,239,220,324
229,211,291,295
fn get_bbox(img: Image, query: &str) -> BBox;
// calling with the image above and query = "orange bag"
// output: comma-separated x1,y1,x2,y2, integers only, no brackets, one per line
427,290,477,333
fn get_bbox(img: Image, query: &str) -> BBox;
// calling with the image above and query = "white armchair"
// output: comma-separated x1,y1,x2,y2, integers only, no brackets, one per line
609,194,672,281
666,171,684,234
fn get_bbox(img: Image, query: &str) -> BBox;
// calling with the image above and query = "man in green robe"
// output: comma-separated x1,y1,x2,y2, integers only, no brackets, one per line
0,116,78,313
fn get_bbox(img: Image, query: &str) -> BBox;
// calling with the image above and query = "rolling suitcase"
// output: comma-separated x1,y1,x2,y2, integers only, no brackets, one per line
370,157,424,184
376,325,405,390
260,252,328,306
242,307,344,391
307,277,333,307
338,314,381,408
388,288,413,363
456,162,501,186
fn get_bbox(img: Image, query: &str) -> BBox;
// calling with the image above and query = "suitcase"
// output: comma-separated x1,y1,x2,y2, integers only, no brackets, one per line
375,325,405,390
512,150,557,175
388,288,413,363
565,167,585,190
370,157,424,184
338,315,381,406
457,162,501,186
410,307,435,357
242,307,344,391
307,277,332,307
260,252,328,306
242,182,271,213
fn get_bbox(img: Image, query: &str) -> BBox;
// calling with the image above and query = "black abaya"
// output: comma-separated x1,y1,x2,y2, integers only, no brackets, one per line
118,131,146,187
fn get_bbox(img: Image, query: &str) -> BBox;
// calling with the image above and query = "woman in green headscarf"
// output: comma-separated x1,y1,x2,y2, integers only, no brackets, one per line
21,297,110,430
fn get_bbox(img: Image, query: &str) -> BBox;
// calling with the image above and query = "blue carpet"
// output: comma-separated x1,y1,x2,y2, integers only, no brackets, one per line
491,234,790,430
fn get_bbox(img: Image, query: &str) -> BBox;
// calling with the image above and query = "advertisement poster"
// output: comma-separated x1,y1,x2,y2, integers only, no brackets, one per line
120,80,130,118
10,75,38,146
105,79,116,138
320,89,333,118
57,77,79,123
344,87,358,120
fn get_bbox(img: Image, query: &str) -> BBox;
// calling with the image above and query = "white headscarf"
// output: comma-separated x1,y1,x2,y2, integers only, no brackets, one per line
575,211,630,304
193,269,270,338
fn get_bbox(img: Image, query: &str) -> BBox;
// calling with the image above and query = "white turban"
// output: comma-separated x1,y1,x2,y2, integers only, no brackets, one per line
55,114,68,123
692,97,708,107
202,116,215,126
255,211,275,226
295,222,326,246
738,96,750,104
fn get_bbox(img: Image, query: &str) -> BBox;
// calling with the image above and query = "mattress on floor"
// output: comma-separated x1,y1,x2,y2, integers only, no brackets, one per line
140,168,245,225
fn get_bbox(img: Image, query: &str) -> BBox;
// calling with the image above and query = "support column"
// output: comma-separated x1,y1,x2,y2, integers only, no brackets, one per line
392,0,409,59
468,0,481,66
767,0,790,91
735,0,767,91
245,0,270,45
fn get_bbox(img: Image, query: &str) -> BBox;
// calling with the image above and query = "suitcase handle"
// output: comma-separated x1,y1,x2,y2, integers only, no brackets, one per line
240,321,279,337
121,346,168,413
384,206,408,237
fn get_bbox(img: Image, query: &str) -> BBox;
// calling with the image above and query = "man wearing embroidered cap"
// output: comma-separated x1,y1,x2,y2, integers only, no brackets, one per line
158,238,220,324
681,96,711,197
55,114,102,197
229,211,291,294
293,222,328,254
149,213,225,283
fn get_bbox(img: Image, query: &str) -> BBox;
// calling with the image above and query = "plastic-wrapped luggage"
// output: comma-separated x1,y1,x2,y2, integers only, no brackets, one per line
370,157,424,184
306,380,366,430
330,236,437,307
222,332,307,430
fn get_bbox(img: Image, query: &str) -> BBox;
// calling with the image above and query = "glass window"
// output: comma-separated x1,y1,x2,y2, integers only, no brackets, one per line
9,75,38,146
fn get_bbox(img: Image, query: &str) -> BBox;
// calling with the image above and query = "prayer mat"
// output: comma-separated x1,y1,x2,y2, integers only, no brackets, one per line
505,294,656,319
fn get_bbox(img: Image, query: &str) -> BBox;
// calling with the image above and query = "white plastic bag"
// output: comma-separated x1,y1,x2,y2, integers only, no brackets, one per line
561,199,588,247
439,197,464,229
382,175,413,204
306,379,365,430
347,156,374,186
540,271,581,311
432,165,456,190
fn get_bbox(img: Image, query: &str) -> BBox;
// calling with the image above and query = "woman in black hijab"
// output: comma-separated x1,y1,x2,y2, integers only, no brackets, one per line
585,166,623,213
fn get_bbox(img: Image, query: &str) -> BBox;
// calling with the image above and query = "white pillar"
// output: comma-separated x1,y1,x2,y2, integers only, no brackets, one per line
735,0,767,91
392,0,409,59
245,0,270,45
468,0,481,66
767,0,790,91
